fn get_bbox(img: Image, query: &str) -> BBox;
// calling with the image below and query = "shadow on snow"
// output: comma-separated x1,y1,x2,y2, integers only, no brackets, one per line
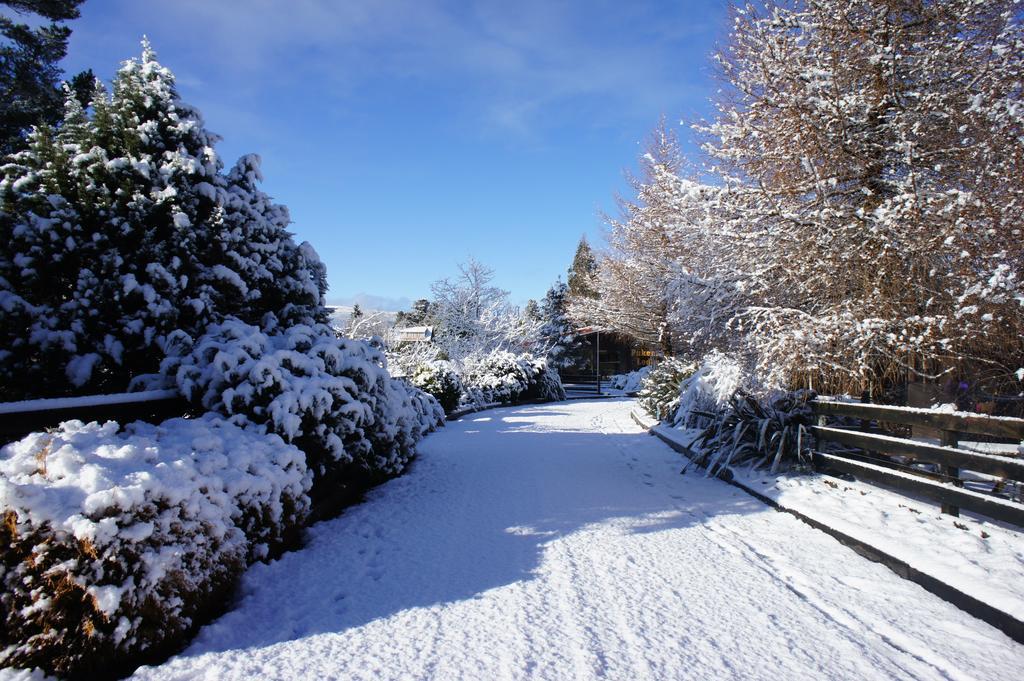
175,400,766,657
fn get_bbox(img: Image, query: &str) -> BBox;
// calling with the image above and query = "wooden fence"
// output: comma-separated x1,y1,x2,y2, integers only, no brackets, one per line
811,399,1024,527
0,390,189,443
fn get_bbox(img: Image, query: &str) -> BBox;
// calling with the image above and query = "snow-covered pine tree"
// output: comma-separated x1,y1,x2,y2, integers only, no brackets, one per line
395,298,431,327
566,235,598,301
698,0,1024,394
536,279,582,369
0,0,86,154
524,298,540,322
214,152,326,329
0,41,327,398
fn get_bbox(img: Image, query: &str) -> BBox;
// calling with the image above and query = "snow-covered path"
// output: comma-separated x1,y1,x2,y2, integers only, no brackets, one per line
134,399,1021,680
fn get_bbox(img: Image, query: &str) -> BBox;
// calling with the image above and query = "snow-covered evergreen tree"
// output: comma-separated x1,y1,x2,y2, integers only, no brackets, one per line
566,235,598,301
394,298,431,327
0,0,86,154
0,41,326,398
536,279,582,369
214,153,326,329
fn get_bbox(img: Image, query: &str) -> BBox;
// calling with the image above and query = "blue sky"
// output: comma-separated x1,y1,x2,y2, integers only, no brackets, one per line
61,0,728,309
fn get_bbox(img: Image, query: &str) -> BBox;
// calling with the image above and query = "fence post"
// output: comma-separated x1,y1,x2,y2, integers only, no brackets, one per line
940,429,960,516
814,413,827,453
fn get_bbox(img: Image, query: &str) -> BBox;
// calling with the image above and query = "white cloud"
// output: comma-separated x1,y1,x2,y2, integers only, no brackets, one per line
71,0,716,137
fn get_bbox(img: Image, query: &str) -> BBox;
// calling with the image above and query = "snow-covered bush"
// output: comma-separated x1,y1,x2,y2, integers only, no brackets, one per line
671,352,753,429
0,415,310,677
409,360,464,413
519,357,567,402
638,358,697,421
402,379,447,430
0,42,326,400
608,366,651,394
689,390,817,478
462,350,531,405
162,319,443,504
402,349,566,412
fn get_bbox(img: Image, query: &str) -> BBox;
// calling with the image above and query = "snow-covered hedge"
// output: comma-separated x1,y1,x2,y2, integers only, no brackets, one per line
161,319,444,502
0,415,310,677
409,361,464,413
637,358,698,421
460,351,565,407
404,380,447,434
404,352,565,413
463,351,530,404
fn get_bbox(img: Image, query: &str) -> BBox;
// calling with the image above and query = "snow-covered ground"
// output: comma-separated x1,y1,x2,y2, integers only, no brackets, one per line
730,467,1024,622
635,410,1024,626
131,399,1020,680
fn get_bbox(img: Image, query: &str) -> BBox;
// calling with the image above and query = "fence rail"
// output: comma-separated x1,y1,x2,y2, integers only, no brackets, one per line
812,399,1024,439
0,390,189,442
810,399,1024,524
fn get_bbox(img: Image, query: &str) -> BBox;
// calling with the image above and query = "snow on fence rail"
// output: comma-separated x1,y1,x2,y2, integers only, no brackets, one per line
0,390,189,442
810,399,1024,526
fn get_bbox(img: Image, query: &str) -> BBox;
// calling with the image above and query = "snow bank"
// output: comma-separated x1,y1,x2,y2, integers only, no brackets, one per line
732,467,1024,623
0,415,310,677
636,402,1024,635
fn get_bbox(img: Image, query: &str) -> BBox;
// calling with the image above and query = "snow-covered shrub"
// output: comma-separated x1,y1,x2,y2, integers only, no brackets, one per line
0,415,310,677
608,366,651,394
401,379,447,431
689,390,816,478
519,357,567,402
462,350,530,404
638,358,697,421
457,385,490,410
672,352,753,429
162,319,443,503
409,361,464,413
384,338,446,379
0,42,326,400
